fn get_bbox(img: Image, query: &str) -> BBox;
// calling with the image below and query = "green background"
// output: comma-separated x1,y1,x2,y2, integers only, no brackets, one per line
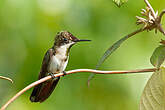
0,0,165,110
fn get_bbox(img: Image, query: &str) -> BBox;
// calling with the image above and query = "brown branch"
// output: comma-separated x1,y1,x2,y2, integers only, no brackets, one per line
0,68,157,110
0,76,13,83
157,10,165,35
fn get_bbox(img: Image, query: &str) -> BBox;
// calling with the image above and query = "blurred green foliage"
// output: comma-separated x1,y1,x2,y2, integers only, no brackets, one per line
113,0,127,7
0,0,165,110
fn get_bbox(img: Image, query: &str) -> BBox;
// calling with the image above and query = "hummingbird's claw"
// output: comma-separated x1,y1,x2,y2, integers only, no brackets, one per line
48,73,56,79
62,71,67,77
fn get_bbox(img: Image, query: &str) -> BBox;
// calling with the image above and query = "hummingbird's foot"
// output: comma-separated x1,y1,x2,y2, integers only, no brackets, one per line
48,73,56,79
62,71,67,77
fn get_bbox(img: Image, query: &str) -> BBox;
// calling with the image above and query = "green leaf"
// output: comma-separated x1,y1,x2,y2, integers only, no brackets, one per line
150,45,165,68
96,34,131,69
113,0,127,7
140,67,165,110
88,34,130,85
88,28,145,85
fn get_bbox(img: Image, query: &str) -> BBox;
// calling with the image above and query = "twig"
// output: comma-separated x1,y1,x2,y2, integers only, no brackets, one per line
158,10,165,22
157,10,165,35
0,68,157,110
0,76,13,83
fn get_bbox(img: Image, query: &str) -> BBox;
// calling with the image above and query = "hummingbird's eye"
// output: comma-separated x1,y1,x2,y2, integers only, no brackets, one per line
63,38,68,42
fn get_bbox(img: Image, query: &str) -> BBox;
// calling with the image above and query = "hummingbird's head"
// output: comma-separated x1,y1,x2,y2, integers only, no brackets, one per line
54,31,91,47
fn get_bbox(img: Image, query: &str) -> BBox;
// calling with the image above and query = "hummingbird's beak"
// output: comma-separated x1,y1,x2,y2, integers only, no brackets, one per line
75,39,91,42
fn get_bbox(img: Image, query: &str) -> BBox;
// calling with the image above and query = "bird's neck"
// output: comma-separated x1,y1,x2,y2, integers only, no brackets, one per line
53,43,74,57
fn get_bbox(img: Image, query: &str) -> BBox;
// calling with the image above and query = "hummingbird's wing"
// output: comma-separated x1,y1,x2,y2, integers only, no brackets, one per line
30,48,60,102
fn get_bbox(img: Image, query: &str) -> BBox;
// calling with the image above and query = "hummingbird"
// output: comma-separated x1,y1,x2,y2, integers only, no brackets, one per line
30,31,91,102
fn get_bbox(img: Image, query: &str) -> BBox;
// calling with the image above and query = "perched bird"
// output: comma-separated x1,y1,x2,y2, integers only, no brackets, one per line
30,31,91,102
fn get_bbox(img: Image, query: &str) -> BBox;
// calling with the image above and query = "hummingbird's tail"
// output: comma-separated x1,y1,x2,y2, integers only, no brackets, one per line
30,77,60,102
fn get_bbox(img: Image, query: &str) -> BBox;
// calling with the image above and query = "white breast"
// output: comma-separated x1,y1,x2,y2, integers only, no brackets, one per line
49,43,73,73
49,55,68,73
